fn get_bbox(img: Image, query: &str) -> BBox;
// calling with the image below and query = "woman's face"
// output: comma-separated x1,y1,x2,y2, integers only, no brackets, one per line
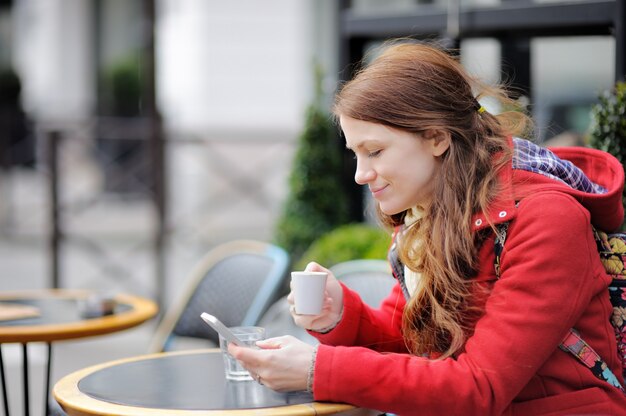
340,115,449,215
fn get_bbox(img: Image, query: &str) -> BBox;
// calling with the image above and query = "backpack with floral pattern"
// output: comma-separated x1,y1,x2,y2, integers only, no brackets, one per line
494,224,626,393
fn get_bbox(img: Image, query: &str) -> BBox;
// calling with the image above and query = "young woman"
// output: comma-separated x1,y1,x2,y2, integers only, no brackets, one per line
230,40,626,415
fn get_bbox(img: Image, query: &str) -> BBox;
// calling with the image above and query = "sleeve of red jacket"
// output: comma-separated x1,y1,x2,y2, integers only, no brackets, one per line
310,282,407,352
311,192,601,415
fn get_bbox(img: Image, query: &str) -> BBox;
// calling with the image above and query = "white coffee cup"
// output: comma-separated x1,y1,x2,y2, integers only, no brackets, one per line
291,271,328,315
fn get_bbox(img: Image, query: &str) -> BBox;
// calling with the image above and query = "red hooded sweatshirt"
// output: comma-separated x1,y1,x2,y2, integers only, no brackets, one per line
310,139,626,415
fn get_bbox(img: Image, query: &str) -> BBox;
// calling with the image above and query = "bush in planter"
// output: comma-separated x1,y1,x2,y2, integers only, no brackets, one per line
275,65,349,261
101,57,142,116
294,223,391,270
97,56,150,193
0,68,34,167
587,81,626,211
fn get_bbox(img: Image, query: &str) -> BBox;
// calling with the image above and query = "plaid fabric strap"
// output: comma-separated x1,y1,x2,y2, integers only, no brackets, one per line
560,329,625,392
494,222,625,393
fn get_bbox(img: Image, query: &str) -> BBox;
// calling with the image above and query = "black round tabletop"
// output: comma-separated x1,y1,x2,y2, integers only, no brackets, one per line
0,298,131,327
0,290,158,343
78,350,313,410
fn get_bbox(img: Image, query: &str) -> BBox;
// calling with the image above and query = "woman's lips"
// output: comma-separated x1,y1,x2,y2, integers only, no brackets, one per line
370,185,388,197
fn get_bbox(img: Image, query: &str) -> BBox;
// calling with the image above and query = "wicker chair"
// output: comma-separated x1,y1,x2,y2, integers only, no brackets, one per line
149,240,290,352
331,259,395,308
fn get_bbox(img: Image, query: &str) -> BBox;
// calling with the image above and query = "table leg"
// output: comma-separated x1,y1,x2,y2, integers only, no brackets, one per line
22,344,28,416
43,344,51,416
0,344,10,416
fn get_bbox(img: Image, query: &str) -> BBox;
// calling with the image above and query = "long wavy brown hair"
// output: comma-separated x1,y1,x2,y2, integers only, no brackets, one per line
333,40,531,359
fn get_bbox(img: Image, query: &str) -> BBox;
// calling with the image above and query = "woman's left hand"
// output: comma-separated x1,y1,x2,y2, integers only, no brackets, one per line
228,335,315,392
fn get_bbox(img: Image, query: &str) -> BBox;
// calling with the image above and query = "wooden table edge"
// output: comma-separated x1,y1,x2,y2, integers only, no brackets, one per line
53,349,369,416
0,290,158,343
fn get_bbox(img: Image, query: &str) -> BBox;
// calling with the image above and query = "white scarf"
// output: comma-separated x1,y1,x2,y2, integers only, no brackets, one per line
403,206,424,297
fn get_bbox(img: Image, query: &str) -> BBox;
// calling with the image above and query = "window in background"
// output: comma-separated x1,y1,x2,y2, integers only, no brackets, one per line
462,36,615,146
532,36,614,144
351,0,435,13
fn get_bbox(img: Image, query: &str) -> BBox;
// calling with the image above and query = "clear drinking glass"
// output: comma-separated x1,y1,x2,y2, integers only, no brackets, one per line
219,326,265,381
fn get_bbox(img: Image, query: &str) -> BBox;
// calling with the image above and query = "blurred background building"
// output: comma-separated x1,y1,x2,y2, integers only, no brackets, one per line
0,0,622,414
1,0,338,301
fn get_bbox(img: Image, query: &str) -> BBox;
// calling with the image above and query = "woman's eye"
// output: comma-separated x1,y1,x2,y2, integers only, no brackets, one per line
368,150,382,158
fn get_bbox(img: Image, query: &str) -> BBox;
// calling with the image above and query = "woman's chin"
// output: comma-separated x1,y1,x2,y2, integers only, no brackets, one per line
378,204,402,216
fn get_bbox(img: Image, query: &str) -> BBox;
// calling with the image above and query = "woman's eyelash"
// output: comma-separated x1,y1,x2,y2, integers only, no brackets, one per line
351,149,382,159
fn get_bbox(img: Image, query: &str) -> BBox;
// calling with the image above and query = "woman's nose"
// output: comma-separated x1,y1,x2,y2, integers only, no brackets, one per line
354,160,375,185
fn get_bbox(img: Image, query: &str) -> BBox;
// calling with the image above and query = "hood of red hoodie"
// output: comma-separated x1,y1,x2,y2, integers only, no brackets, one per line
472,139,625,233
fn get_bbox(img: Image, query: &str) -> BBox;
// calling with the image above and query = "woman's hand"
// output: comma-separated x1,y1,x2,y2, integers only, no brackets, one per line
228,336,315,392
288,262,343,332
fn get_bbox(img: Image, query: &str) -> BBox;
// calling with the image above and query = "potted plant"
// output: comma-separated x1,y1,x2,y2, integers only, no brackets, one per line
274,64,350,260
587,81,626,211
97,56,149,194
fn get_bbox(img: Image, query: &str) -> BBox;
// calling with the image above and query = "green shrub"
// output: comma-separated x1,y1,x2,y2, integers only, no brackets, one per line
274,65,349,260
102,56,143,117
0,68,21,106
295,223,391,270
588,81,626,209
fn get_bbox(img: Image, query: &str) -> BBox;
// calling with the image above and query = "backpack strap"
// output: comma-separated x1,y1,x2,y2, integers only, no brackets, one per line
493,222,625,393
560,329,625,391
493,222,510,278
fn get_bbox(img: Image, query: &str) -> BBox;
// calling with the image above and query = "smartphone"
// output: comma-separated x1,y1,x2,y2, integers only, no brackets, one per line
200,312,244,347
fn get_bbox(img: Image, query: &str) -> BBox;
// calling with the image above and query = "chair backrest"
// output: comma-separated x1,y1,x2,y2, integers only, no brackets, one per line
330,259,396,308
149,240,290,352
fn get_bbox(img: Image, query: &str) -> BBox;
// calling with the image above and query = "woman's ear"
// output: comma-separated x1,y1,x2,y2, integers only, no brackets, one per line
424,129,451,157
